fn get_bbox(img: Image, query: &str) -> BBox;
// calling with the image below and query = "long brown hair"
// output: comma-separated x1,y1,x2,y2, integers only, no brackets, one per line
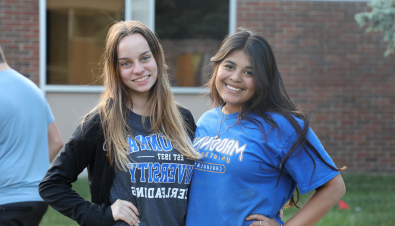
208,28,345,207
85,20,200,171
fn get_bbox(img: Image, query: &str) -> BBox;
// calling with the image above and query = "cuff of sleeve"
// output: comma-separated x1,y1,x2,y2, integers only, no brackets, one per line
299,171,339,194
103,205,116,225
273,214,284,226
83,203,116,226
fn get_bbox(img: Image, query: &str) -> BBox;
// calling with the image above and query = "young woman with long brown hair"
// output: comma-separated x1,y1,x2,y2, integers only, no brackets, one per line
39,20,200,226
186,29,346,226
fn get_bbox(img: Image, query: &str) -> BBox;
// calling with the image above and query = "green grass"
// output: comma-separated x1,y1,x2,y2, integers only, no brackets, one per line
282,174,395,226
40,174,395,226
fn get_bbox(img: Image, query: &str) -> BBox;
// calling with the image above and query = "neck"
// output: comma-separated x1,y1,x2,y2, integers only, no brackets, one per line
128,91,151,116
222,103,241,114
0,63,11,72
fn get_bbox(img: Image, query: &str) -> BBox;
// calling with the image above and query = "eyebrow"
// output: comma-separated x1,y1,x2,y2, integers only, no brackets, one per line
224,60,253,70
118,50,151,61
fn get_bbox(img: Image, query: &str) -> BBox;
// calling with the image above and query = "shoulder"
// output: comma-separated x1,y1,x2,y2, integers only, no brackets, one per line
266,112,305,129
245,112,306,139
197,107,221,124
77,109,102,137
177,105,193,118
176,105,195,124
176,105,196,139
85,109,101,126
12,70,41,90
1,69,44,97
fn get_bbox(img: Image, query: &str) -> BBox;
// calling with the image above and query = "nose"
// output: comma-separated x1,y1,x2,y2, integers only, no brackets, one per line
132,62,144,75
229,70,242,82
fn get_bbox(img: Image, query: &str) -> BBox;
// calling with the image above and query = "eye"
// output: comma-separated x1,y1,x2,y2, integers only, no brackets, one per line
224,64,234,70
121,62,131,67
142,56,150,62
244,70,253,76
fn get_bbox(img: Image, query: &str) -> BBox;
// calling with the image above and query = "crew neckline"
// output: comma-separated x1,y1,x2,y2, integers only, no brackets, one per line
215,107,239,119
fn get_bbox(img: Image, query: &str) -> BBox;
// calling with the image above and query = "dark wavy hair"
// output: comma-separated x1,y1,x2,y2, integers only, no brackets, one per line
207,28,345,208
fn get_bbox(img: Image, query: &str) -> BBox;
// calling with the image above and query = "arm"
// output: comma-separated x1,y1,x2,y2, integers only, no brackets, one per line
284,174,345,226
246,175,345,226
248,119,345,226
47,121,64,162
39,114,116,226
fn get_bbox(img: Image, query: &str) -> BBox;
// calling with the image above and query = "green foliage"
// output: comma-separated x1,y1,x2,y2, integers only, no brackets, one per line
355,0,395,56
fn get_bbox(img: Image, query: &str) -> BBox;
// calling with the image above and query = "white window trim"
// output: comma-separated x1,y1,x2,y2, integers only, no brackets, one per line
125,0,132,20
39,0,46,95
39,0,237,94
149,0,155,32
229,0,237,35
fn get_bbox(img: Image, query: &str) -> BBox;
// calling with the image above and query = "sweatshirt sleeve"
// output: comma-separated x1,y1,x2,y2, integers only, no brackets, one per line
39,113,115,226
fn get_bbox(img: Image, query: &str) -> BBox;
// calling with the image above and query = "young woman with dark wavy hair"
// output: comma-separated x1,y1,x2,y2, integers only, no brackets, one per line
186,29,346,226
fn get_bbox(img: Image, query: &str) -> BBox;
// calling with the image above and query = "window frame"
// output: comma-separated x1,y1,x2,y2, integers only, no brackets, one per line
39,0,236,94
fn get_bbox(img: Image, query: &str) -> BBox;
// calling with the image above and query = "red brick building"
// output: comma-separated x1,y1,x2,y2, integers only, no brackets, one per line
1,0,394,173
0,0,40,83
237,0,395,173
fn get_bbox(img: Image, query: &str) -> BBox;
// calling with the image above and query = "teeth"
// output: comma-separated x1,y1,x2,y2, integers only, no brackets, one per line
134,76,149,82
226,84,242,91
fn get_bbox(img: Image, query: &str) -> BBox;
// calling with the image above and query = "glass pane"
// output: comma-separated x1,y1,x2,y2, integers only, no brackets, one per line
132,0,152,29
155,0,229,87
46,0,124,85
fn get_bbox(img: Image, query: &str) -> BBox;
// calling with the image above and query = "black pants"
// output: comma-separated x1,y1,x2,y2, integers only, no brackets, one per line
0,201,48,226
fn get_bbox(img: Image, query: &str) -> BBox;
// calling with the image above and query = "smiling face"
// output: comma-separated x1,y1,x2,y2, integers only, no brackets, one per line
215,50,256,114
118,33,158,98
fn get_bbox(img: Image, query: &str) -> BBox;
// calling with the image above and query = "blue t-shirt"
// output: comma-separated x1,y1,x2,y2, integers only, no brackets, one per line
0,69,54,205
186,107,339,226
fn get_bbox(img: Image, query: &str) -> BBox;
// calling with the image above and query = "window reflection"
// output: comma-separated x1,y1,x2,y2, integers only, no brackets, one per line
155,0,229,87
46,0,124,85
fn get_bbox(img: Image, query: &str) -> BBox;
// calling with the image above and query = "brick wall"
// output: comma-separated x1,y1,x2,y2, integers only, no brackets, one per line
0,0,40,84
1,0,393,173
238,0,395,173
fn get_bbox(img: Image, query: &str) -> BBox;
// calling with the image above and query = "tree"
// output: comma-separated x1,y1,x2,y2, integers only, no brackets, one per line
355,0,395,56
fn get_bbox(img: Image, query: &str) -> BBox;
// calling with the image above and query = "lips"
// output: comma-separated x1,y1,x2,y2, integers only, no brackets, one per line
133,75,150,82
225,83,243,92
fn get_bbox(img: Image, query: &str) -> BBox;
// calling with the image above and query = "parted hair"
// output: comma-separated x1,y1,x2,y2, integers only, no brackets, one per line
85,20,200,171
207,28,345,207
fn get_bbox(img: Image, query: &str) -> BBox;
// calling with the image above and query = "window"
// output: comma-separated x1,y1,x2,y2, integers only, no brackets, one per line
44,0,230,90
46,0,124,85
155,0,229,87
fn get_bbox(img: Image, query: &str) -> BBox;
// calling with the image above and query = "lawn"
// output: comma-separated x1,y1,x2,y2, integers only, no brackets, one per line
282,174,395,226
40,174,395,226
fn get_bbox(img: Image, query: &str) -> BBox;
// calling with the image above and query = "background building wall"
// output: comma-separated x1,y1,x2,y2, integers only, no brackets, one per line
237,0,395,172
0,0,40,84
2,0,394,173
46,93,211,146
